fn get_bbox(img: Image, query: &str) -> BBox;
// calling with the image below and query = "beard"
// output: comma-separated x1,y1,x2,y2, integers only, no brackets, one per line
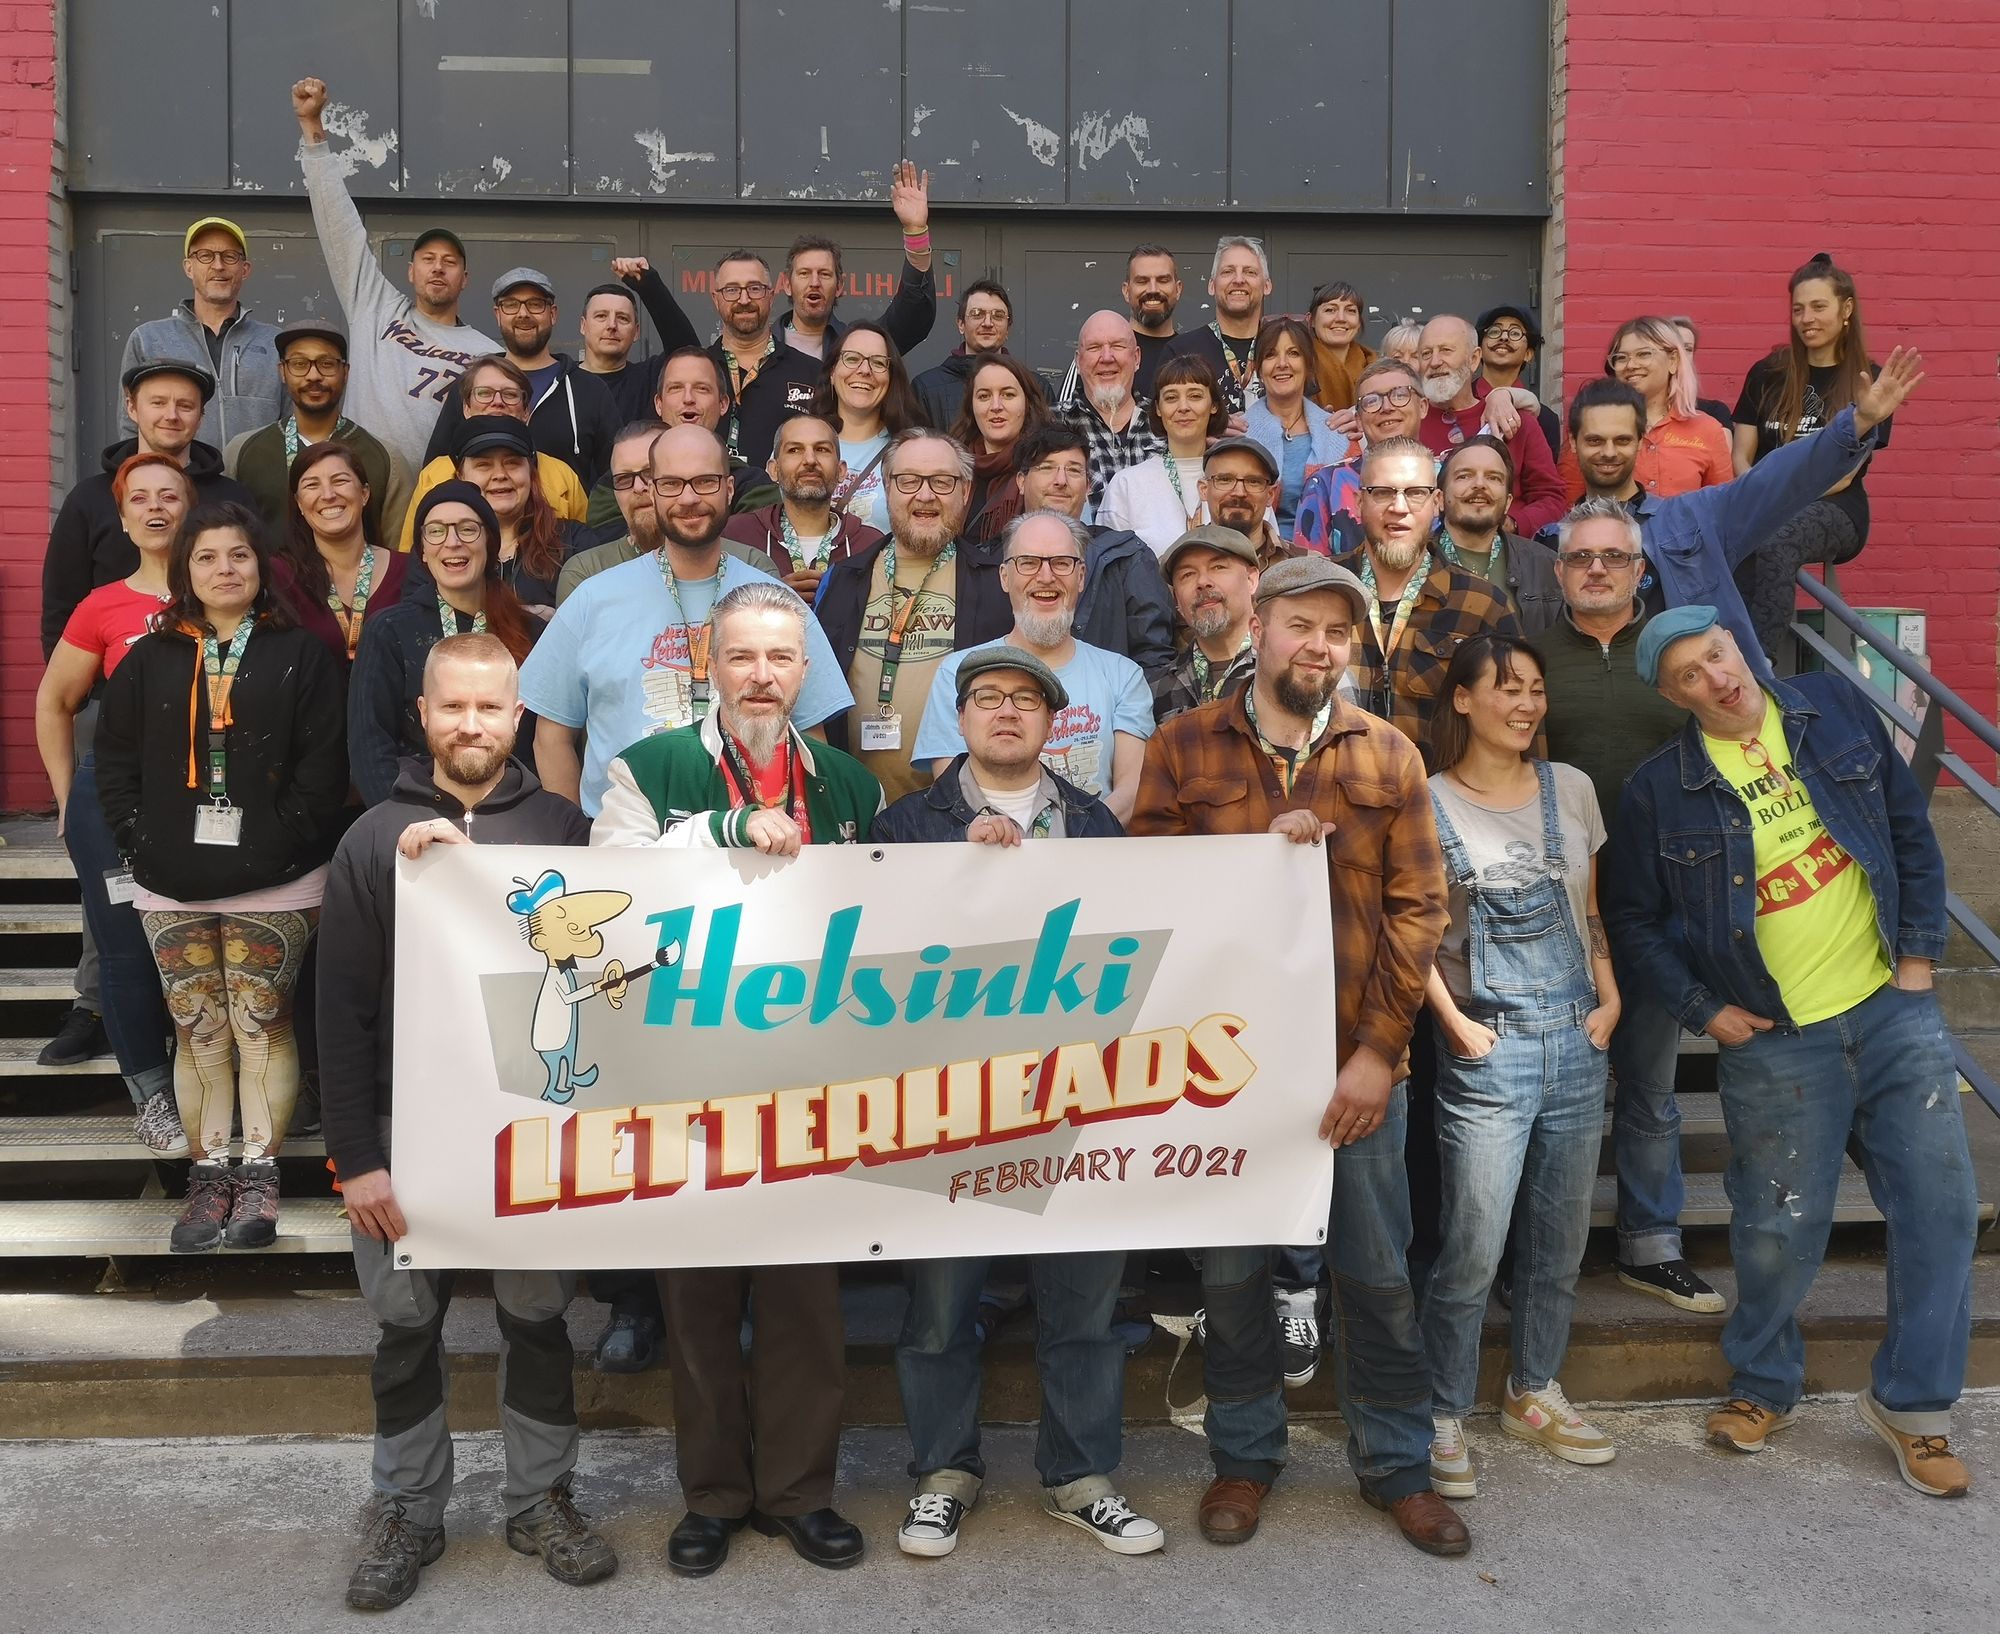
781,472,832,504
1371,536,1426,572
1420,365,1475,406
893,512,957,558
433,737,513,785
726,705,789,766
1088,383,1130,418
627,506,662,551
1444,499,1504,535
1188,598,1235,641
662,506,729,550
1016,604,1075,647
1273,661,1337,720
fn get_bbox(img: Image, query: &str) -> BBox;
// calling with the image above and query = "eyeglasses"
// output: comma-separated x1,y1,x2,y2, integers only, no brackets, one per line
422,520,488,545
610,471,654,492
1482,324,1528,343
966,686,1049,713
1741,736,1793,794
281,357,346,377
836,351,891,373
188,248,247,267
962,308,1010,325
1029,460,1086,480
652,473,728,497
716,281,772,301
1608,348,1665,367
1358,386,1418,411
1556,549,1639,569
467,386,527,407
1359,485,1439,507
1204,473,1272,491
495,297,553,317
1004,554,1083,579
889,472,964,495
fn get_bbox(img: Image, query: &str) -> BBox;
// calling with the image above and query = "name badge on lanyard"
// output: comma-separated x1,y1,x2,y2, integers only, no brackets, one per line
194,802,242,847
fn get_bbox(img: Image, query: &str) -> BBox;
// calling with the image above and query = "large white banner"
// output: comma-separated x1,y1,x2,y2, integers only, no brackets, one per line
390,836,1337,1270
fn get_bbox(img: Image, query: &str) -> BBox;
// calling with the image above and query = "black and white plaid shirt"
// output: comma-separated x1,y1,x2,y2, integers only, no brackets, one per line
1057,394,1166,510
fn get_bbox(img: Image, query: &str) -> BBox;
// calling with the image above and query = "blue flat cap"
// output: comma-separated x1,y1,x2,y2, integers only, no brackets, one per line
1636,604,1721,687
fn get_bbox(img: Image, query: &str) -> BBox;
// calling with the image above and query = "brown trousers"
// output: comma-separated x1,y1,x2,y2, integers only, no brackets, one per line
655,1264,847,1517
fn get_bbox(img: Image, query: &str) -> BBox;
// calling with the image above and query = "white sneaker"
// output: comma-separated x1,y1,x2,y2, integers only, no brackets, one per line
897,1490,969,1557
1046,1492,1164,1555
1430,1412,1478,1498
134,1088,190,1158
1502,1379,1616,1465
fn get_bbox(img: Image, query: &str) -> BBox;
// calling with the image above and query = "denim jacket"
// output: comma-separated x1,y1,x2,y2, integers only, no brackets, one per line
869,754,1123,843
1601,672,1946,1034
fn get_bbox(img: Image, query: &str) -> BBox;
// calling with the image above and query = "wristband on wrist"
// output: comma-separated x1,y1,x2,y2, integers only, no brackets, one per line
902,235,932,256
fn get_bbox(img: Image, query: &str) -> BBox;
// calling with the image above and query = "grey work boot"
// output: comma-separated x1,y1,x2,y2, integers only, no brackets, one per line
505,1474,618,1586
346,1497,445,1611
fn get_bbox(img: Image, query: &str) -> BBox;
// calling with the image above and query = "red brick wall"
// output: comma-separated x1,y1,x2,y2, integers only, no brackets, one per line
1560,0,2000,758
0,3,58,810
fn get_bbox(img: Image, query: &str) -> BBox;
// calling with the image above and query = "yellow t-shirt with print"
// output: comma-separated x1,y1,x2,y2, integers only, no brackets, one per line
1701,693,1889,1024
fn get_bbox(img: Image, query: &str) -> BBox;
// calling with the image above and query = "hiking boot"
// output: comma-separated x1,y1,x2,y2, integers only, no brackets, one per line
134,1088,190,1158
224,1158,280,1250
346,1498,445,1610
1856,1390,1972,1498
1705,1397,1798,1454
1501,1380,1616,1465
1430,1412,1478,1498
1046,1492,1164,1555
1618,1258,1727,1314
39,1006,107,1066
505,1475,619,1584
170,1160,233,1254
1280,1314,1319,1389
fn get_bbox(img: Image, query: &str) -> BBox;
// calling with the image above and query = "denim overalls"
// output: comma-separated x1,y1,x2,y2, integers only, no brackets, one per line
1419,761,1608,1418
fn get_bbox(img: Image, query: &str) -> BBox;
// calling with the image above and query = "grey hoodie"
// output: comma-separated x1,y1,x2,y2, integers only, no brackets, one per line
297,138,501,471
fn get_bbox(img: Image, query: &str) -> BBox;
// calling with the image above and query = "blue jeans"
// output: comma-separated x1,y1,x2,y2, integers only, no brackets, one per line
1199,1083,1433,1499
1717,981,1977,1430
1609,994,1686,1266
63,757,171,1102
897,1250,1125,1508
1423,1002,1606,1416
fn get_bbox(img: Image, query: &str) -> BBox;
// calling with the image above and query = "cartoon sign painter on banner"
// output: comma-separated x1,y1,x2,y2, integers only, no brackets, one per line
506,869,682,1103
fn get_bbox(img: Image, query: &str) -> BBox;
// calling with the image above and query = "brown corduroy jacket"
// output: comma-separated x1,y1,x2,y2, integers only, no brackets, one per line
1127,688,1447,1077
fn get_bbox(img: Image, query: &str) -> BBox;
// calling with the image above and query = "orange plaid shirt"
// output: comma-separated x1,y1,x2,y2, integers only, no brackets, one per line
1128,688,1448,1076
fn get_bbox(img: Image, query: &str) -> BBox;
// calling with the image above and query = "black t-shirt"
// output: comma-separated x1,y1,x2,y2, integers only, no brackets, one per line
1134,330,1176,400
1162,324,1257,413
1732,354,1890,531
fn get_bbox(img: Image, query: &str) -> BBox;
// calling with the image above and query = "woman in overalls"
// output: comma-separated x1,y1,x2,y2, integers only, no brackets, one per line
1417,634,1623,1500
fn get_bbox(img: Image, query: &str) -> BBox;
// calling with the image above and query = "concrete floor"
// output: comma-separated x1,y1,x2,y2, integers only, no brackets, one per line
0,1395,1992,1633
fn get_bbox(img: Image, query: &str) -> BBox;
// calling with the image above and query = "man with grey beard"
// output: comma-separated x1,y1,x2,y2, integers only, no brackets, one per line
1151,523,1261,720
1056,310,1166,510
1413,314,1566,538
911,509,1154,824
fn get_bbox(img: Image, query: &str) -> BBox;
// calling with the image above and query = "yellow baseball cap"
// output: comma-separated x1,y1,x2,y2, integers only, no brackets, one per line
183,217,248,256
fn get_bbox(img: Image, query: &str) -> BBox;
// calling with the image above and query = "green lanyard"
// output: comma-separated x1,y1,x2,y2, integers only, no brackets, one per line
660,558,722,715
721,337,776,460
875,540,956,715
438,597,485,638
1243,682,1332,799
1189,634,1251,704
201,620,254,800
328,547,375,660
282,415,351,463
780,508,833,571
1209,321,1252,393
1163,456,1202,523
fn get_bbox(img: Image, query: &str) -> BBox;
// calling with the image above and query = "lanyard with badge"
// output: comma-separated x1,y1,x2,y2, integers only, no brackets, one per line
438,598,486,637
1209,322,1252,395
780,508,833,572
1190,634,1251,705
660,555,720,717
864,539,955,753
329,548,375,661
722,337,776,460
719,731,800,819
190,620,253,845
1356,552,1428,719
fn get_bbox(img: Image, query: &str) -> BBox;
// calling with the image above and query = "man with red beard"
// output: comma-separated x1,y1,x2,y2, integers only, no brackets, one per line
1128,555,1458,1559
1332,436,1523,770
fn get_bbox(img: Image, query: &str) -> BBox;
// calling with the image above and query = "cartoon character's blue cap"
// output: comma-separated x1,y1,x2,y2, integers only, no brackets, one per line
506,870,568,916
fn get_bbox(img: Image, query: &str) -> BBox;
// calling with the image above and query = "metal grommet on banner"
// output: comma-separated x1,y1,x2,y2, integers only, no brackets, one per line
397,1253,412,1266
869,849,885,861
868,1242,884,1257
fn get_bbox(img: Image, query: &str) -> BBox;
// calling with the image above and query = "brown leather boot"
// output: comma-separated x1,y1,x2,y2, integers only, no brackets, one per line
1198,1477,1271,1544
1361,1487,1471,1556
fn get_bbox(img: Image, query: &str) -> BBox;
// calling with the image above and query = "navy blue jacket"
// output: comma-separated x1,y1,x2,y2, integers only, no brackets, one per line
1601,672,1946,1034
870,754,1123,842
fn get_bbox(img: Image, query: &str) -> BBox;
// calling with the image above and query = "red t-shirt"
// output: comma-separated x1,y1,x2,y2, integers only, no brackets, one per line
60,580,171,678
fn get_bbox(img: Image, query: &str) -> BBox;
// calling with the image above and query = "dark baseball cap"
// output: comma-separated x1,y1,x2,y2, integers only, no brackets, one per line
452,415,534,461
1201,435,1280,480
491,267,556,302
411,227,467,262
121,357,216,402
955,645,1069,712
274,315,348,358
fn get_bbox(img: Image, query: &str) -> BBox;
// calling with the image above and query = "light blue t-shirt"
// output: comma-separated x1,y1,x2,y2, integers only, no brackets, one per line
838,434,891,534
912,639,1153,796
519,551,855,814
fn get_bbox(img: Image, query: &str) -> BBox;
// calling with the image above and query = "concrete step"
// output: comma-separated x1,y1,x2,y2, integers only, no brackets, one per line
0,967,77,1003
0,1197,349,1257
0,904,82,936
0,1039,121,1078
0,820,75,882
0,1115,325,1161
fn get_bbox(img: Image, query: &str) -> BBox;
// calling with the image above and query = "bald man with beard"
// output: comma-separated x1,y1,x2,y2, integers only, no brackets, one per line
1056,310,1166,511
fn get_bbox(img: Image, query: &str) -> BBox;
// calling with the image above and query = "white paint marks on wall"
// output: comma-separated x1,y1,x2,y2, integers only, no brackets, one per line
1071,111,1160,171
414,0,439,17
634,130,718,193
322,103,399,180
472,155,514,193
911,105,935,139
1000,105,1062,168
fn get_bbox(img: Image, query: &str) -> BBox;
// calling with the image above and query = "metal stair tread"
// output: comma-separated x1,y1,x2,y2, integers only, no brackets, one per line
0,1197,349,1256
0,1038,121,1077
0,1115,325,1160
0,820,76,881
0,967,79,1002
0,905,83,936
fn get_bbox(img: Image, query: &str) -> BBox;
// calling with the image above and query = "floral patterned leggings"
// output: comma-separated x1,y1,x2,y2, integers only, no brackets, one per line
140,909,319,1161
